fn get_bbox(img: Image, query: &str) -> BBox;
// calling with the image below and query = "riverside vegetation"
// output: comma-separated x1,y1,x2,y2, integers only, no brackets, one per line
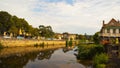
77,44,108,68
0,42,4,49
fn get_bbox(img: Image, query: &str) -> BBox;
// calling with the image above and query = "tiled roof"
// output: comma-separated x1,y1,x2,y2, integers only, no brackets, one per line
103,18,120,27
100,18,120,33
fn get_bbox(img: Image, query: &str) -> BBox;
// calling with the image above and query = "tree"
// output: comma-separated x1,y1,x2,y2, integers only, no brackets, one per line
0,11,33,37
93,32,100,44
39,25,54,38
8,26,18,36
0,11,55,38
0,11,12,34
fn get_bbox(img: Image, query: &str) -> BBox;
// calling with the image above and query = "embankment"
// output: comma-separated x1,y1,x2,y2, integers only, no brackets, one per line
0,39,65,47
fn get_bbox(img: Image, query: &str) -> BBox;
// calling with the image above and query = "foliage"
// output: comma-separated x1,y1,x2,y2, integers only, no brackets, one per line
34,42,45,48
0,42,4,49
34,43,39,47
40,42,45,48
69,39,73,47
0,11,31,36
0,11,55,38
39,25,54,38
66,40,68,47
69,41,72,47
96,64,106,68
93,32,100,44
77,44,104,60
93,53,108,68
78,34,86,40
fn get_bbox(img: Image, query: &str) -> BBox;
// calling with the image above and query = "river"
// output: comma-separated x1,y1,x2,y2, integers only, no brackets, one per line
0,46,92,68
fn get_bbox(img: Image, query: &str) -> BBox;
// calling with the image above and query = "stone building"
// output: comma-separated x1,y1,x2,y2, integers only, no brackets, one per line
55,33,63,40
55,32,77,40
99,18,120,44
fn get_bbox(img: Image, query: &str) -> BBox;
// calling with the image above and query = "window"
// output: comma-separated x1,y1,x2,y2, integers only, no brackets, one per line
107,29,110,33
110,29,113,33
102,29,105,33
119,29,120,33
113,29,116,33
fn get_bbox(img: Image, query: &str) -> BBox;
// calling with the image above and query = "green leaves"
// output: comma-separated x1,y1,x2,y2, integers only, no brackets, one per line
77,44,104,60
39,25,54,38
0,11,55,38
0,11,38,37
93,32,100,44
93,53,108,68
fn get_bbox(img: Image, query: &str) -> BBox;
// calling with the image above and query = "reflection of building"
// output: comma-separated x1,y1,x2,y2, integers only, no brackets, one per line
55,32,77,40
99,18,120,44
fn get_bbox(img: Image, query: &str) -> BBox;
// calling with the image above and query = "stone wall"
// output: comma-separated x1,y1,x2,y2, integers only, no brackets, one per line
0,39,65,47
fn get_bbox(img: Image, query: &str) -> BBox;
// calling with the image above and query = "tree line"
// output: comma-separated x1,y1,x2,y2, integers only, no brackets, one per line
0,11,54,38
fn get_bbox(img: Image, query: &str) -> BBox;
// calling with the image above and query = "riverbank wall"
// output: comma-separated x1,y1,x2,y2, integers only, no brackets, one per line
0,39,66,47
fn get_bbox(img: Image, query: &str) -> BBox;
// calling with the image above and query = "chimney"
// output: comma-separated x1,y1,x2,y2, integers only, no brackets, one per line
118,20,120,23
103,20,105,25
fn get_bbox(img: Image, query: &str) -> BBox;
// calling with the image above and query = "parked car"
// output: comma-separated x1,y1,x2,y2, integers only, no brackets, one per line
3,36,11,39
17,36,24,39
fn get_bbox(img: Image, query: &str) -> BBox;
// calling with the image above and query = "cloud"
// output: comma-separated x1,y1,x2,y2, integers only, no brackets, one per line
0,0,120,34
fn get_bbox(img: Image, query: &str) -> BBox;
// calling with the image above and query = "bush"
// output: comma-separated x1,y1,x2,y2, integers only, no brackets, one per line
34,43,39,47
66,40,68,47
0,42,4,49
77,44,104,60
69,40,73,47
96,64,106,68
93,53,108,68
40,42,44,48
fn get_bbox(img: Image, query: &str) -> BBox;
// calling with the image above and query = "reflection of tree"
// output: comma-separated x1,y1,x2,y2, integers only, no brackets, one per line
62,47,72,53
37,49,55,60
0,48,59,68
0,51,39,68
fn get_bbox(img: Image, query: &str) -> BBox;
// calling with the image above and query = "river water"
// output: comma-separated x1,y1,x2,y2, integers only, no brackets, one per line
0,46,92,68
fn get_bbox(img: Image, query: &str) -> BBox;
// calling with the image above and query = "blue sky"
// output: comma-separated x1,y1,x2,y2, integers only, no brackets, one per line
0,0,120,34
40,0,74,5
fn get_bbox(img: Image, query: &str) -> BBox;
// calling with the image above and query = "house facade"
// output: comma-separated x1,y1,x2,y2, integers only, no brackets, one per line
99,18,120,44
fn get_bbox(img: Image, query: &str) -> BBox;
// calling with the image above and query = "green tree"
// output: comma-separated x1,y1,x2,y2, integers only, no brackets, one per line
0,11,33,37
39,25,54,38
8,26,18,36
93,32,100,44
0,11,12,34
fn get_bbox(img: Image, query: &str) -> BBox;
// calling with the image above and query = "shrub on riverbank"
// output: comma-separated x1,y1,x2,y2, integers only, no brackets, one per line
66,39,73,47
93,53,108,68
77,44,104,60
34,42,44,48
0,42,4,49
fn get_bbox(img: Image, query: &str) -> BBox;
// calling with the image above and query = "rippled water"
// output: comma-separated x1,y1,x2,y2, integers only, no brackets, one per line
0,46,92,68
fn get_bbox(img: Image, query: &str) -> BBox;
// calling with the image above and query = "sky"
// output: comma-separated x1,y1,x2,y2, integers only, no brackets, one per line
0,0,120,35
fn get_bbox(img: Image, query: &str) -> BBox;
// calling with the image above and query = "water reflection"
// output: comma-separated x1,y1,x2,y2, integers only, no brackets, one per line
0,46,92,68
37,49,55,60
0,48,57,68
